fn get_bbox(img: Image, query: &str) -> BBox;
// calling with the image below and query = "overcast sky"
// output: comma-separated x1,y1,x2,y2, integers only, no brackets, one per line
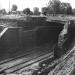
0,0,75,12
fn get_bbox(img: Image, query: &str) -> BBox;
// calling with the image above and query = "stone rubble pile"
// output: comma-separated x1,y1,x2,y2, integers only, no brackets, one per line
48,46,75,75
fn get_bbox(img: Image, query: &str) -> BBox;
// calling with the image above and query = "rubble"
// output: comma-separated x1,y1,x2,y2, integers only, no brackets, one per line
48,46,75,75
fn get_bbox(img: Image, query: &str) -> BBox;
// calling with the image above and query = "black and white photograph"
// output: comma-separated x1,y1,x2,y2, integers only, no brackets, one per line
0,0,75,75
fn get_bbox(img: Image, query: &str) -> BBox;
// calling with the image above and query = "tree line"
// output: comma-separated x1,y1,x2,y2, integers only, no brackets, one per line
0,0,75,16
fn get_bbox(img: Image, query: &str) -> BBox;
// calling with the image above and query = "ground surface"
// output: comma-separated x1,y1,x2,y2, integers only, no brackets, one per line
48,46,75,75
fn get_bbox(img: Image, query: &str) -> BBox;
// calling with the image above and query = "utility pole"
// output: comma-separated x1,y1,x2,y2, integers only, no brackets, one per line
9,0,10,14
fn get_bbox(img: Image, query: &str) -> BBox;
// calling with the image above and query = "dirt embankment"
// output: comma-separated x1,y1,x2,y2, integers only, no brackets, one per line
48,46,75,75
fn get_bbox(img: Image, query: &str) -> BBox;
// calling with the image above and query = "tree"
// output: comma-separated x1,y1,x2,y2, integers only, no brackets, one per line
23,8,32,15
33,7,40,15
11,4,18,11
0,9,7,14
41,7,48,15
48,0,72,15
72,8,75,15
30,11,33,15
60,2,72,15
66,4,72,15
48,0,61,14
66,6,72,15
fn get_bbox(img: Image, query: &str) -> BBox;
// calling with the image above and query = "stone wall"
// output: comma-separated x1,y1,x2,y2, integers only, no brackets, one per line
0,19,63,61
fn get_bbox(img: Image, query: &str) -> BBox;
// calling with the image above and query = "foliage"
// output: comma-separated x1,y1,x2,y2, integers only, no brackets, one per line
48,0,61,14
41,7,48,15
47,0,73,15
0,9,7,14
66,6,73,15
60,2,73,15
23,8,30,15
23,8,33,15
33,7,41,15
11,4,18,11
72,8,75,15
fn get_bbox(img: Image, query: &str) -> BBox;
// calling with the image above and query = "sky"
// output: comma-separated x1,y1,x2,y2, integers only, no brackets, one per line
0,0,75,12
